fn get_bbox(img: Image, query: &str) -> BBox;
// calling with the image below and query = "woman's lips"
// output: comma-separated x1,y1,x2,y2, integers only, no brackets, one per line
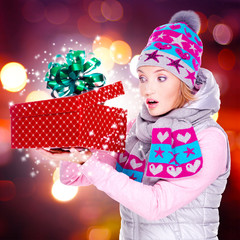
146,98,159,109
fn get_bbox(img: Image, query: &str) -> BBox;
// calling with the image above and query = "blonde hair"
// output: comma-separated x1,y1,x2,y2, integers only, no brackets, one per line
174,81,196,108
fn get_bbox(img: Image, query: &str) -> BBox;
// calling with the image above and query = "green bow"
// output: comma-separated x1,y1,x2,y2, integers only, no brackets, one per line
45,50,106,98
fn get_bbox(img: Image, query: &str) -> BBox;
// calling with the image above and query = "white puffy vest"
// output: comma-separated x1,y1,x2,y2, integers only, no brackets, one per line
119,122,230,240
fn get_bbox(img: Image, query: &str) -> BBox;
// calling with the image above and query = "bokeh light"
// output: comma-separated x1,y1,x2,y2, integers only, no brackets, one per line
45,2,70,25
0,120,12,167
110,41,132,65
77,15,101,38
211,112,219,122
213,24,233,45
0,62,27,92
53,167,60,183
93,47,114,72
213,72,229,95
208,15,222,33
218,48,236,71
92,36,112,51
78,202,103,224
87,226,111,240
101,0,124,22
51,179,78,202
0,181,16,201
25,90,51,102
21,0,45,23
196,11,208,34
129,55,140,78
103,31,122,41
88,1,107,23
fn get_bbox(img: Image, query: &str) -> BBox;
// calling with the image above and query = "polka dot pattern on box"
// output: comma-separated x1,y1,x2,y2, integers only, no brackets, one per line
10,81,127,152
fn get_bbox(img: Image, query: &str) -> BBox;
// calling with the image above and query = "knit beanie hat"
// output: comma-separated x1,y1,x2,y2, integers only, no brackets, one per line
136,10,203,90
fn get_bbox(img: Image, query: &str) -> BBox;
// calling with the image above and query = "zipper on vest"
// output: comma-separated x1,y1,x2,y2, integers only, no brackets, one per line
132,211,139,240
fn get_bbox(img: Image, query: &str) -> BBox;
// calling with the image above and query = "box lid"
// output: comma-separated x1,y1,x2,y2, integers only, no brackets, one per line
9,81,125,118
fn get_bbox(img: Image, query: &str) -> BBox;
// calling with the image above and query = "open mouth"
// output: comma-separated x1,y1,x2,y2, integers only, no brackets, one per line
146,98,158,104
146,98,159,108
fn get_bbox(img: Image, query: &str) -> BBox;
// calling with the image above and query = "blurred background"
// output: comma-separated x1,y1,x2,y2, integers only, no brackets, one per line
0,0,240,239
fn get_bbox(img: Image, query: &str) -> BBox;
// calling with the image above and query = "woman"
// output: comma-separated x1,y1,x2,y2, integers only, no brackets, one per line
38,10,230,240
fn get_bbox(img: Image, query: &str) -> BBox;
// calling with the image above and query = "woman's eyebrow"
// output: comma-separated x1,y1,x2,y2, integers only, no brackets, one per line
137,69,168,74
154,69,168,73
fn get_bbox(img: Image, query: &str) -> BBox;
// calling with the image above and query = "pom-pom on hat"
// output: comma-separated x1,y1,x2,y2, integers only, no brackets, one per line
136,10,203,89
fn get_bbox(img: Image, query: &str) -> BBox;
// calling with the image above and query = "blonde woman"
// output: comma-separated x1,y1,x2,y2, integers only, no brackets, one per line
38,10,230,240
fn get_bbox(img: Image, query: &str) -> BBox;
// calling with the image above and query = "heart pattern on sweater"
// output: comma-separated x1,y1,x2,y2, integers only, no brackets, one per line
167,166,182,177
119,153,128,163
149,164,163,175
157,131,169,143
177,132,191,143
130,159,143,169
186,160,201,173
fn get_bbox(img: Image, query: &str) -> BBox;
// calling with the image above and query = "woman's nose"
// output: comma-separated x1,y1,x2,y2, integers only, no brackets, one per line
144,81,156,95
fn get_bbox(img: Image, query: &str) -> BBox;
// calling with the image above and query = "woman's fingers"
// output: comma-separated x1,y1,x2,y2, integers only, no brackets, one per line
36,148,70,161
35,147,93,163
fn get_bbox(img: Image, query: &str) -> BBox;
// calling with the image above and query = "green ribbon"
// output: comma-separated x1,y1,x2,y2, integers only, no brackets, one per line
45,50,106,98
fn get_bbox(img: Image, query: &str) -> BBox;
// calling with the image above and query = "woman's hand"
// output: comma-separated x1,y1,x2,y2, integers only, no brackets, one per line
35,147,92,165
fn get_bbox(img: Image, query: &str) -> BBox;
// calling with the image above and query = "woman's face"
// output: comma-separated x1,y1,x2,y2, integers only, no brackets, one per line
138,66,181,116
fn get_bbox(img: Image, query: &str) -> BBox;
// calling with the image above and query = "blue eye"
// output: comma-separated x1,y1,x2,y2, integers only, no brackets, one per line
158,76,167,82
139,76,147,83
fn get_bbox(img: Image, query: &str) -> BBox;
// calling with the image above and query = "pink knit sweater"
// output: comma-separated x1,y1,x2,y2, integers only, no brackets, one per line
60,121,227,220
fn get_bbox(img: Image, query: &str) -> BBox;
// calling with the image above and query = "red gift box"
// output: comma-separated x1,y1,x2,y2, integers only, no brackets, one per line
10,81,127,152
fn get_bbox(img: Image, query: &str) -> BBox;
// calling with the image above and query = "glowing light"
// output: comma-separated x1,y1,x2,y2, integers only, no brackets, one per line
211,112,219,122
22,0,45,23
0,119,11,167
0,180,16,201
53,167,60,183
88,0,107,23
213,72,229,95
218,48,236,71
51,179,78,202
0,62,27,92
88,226,111,240
196,11,208,34
77,15,101,38
92,36,112,51
213,24,233,45
25,90,51,102
93,47,114,72
101,0,124,21
45,2,70,25
110,41,132,65
208,15,222,33
129,55,140,78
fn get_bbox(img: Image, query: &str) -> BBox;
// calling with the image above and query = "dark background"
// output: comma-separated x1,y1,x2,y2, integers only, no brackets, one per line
0,0,240,239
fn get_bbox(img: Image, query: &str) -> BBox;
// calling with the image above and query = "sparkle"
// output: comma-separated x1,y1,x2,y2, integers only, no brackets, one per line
167,58,184,73
30,171,36,177
144,50,163,63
